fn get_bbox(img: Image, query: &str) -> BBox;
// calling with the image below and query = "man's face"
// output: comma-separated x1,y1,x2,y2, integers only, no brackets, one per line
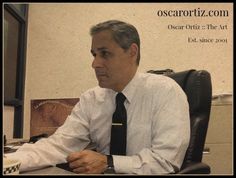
91,30,136,92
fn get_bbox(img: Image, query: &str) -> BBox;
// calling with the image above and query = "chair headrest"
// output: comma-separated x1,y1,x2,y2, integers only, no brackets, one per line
167,69,212,116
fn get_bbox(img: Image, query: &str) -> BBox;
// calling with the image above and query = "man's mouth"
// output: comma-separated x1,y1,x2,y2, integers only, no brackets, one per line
95,72,108,79
95,71,107,77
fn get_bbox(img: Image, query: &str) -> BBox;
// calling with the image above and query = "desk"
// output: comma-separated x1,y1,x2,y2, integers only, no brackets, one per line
21,166,77,175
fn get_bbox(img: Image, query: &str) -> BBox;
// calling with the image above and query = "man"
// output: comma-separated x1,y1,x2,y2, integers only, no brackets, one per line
7,20,190,174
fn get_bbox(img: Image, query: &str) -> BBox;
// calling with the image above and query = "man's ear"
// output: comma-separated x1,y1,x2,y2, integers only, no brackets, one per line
129,43,138,61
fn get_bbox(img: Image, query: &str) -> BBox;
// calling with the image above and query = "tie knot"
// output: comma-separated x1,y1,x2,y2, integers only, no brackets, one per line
116,92,126,104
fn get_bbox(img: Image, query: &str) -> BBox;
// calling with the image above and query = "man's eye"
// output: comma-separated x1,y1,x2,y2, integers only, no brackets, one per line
101,51,109,58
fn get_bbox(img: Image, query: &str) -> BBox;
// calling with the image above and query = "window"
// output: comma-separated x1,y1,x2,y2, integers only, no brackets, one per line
4,4,28,138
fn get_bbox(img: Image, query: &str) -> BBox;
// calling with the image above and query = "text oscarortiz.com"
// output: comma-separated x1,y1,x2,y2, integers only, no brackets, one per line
157,8,229,17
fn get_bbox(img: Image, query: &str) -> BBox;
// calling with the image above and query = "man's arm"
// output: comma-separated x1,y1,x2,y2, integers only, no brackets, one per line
6,95,93,172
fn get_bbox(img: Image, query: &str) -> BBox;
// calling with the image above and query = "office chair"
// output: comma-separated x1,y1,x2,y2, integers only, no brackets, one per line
149,69,212,174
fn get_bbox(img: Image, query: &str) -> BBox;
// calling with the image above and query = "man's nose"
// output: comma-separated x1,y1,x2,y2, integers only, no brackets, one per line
92,56,104,69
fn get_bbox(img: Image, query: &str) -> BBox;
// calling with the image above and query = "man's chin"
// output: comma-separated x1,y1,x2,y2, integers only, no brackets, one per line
98,82,109,89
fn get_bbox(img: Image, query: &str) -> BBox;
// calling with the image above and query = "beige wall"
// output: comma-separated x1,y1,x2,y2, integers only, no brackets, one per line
22,3,233,138
3,106,15,139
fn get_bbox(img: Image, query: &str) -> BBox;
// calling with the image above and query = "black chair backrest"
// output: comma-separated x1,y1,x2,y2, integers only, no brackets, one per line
166,69,212,169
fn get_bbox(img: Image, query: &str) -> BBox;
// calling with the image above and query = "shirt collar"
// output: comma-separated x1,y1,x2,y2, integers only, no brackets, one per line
121,72,140,104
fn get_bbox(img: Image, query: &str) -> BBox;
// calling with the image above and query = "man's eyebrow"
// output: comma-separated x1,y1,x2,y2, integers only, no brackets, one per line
91,47,109,53
97,47,108,51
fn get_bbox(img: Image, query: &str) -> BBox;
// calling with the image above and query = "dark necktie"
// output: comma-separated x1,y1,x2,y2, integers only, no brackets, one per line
110,92,127,155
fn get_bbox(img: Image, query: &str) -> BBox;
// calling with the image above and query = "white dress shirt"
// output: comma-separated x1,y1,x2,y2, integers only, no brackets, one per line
8,72,190,174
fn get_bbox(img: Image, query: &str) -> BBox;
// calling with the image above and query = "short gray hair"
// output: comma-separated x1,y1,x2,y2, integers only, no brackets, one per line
90,20,140,65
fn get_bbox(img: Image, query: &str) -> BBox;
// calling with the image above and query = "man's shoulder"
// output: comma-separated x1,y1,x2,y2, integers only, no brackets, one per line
137,72,186,101
80,86,113,101
138,72,176,88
